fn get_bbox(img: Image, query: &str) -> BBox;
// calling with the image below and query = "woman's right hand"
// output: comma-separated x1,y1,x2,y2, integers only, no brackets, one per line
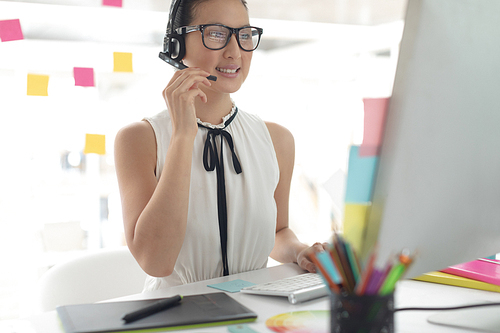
162,68,212,139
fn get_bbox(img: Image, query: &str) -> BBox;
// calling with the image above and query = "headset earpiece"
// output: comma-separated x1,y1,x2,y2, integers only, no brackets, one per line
167,33,186,61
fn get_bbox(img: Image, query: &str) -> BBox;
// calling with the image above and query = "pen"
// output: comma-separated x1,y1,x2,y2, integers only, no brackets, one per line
122,295,183,323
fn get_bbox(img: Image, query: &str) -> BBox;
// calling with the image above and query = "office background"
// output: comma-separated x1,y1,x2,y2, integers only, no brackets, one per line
0,0,405,320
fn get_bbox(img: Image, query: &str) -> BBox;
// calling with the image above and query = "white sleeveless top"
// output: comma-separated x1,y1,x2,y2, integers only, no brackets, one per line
142,106,280,291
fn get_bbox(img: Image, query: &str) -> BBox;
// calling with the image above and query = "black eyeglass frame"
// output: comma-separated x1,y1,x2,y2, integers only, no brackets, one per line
175,24,264,51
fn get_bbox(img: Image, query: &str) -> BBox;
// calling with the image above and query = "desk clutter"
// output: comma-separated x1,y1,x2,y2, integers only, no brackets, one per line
308,233,415,333
308,233,415,296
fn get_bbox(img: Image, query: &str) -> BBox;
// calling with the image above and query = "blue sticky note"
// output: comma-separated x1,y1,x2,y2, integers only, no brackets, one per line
316,251,342,284
207,279,256,293
345,145,379,203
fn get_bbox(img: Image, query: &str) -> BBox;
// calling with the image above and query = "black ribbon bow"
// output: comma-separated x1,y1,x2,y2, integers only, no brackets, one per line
197,108,242,276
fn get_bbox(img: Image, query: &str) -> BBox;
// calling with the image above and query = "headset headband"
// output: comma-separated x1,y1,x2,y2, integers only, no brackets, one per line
163,0,183,55
166,0,182,35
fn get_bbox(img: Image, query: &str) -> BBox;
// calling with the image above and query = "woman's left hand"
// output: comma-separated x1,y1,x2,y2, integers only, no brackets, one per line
296,242,329,273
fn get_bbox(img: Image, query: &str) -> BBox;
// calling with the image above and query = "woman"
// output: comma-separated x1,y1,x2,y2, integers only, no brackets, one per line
114,0,326,291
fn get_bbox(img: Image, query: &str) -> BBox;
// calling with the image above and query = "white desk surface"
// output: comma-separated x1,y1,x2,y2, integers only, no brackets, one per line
27,263,500,333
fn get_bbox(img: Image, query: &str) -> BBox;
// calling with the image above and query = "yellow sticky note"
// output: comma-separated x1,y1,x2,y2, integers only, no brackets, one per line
343,203,370,254
84,134,106,155
27,74,49,96
113,52,133,72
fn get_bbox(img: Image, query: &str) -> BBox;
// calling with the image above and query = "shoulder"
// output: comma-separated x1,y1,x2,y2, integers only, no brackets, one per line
114,121,157,167
115,121,155,148
265,121,295,168
265,122,295,153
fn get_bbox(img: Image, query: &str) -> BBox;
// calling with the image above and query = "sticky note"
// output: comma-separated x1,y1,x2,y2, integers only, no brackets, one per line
73,67,95,87
113,52,133,72
344,145,378,203
207,279,256,293
359,98,389,156
84,134,106,155
0,19,24,42
228,324,260,333
103,0,123,7
27,74,49,96
343,203,370,254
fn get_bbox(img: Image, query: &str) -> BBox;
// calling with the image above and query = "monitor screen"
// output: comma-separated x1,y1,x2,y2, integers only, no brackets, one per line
364,0,500,277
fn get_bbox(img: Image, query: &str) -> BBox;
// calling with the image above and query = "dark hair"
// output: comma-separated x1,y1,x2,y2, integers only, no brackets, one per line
173,0,248,30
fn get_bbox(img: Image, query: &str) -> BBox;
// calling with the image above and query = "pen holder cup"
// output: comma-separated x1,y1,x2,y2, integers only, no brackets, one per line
330,292,394,333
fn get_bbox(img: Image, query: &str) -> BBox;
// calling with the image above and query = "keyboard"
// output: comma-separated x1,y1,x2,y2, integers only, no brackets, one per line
240,273,329,304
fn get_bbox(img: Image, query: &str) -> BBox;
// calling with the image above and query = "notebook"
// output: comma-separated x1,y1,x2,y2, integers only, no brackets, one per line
413,271,500,293
441,259,500,286
56,292,257,333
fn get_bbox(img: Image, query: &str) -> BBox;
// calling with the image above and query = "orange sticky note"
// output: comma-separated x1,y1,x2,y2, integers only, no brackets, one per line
27,74,49,96
113,52,133,72
0,19,24,42
359,98,389,156
84,134,106,155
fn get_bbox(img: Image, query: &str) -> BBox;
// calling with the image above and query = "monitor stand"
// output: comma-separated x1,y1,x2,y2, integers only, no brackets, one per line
427,304,500,332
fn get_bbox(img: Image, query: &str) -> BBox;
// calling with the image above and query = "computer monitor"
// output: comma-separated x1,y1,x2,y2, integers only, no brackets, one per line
364,0,500,278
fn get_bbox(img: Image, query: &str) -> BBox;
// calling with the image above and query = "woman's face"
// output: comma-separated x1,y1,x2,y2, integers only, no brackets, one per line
183,0,253,94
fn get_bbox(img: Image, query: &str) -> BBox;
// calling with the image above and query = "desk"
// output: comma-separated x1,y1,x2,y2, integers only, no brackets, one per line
27,263,500,332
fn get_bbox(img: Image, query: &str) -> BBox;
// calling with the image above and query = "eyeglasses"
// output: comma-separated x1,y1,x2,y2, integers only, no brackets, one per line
175,24,263,52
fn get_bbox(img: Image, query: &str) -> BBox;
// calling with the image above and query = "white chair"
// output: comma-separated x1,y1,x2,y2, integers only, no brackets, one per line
36,246,148,313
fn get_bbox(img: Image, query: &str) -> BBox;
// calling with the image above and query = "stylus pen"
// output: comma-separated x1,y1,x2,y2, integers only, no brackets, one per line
122,295,183,324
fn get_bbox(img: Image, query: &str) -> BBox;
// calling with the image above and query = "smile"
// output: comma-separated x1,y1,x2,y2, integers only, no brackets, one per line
216,67,239,74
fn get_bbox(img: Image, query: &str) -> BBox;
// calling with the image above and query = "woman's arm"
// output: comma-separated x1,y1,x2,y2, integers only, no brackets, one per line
114,68,212,277
266,122,327,272
114,122,194,277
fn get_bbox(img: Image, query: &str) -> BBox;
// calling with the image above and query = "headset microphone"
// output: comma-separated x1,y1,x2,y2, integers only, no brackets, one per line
159,0,217,81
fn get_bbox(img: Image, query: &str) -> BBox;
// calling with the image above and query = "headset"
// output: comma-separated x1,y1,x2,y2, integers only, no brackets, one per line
159,0,217,81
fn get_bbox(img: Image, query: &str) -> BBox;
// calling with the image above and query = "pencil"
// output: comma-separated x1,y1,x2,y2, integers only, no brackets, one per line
309,251,340,293
355,248,377,295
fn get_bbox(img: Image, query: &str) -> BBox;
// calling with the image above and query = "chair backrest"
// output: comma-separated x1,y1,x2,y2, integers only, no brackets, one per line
36,246,147,313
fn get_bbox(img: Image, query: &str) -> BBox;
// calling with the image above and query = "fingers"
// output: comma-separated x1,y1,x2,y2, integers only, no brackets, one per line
168,68,212,92
163,68,212,107
162,68,213,136
300,242,331,273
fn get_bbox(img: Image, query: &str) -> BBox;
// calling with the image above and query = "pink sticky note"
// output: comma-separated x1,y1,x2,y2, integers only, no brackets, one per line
359,98,389,156
0,19,24,42
74,67,95,87
103,0,123,7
